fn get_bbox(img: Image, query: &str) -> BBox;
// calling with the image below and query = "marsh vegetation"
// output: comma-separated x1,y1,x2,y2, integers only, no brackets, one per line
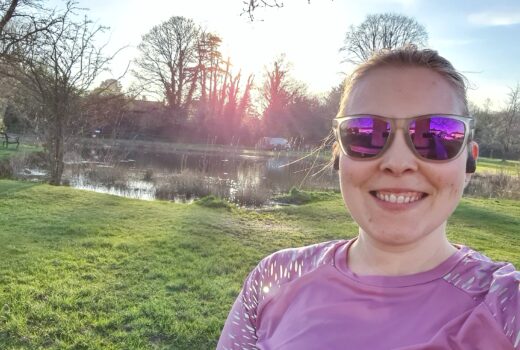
2,141,520,205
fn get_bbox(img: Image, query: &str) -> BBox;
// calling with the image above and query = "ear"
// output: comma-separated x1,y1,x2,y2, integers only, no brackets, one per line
464,142,479,185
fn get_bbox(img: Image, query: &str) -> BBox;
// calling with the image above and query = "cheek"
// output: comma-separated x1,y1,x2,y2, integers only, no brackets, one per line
339,157,373,186
432,166,466,198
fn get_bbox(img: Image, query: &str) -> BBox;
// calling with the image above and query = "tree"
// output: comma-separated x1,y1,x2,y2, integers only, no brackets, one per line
237,74,254,123
287,94,329,143
1,3,114,184
262,56,291,137
261,55,303,137
242,0,326,21
0,0,64,56
134,16,201,122
471,99,499,158
94,79,123,95
496,83,520,161
341,13,428,64
191,33,255,143
243,0,284,20
83,79,128,138
195,32,222,121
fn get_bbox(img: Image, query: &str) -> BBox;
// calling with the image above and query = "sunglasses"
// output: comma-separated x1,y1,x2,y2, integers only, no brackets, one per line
333,114,474,162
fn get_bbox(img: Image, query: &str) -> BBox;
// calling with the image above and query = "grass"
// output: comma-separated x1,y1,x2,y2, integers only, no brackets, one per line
0,145,41,161
0,179,519,349
477,157,520,174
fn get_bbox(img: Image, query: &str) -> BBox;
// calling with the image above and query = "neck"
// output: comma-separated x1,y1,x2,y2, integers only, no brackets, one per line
348,223,458,276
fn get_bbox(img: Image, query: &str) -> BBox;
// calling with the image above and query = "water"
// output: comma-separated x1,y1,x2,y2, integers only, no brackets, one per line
57,144,338,204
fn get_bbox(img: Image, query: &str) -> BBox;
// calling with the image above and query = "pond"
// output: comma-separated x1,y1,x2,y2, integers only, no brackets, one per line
55,143,339,206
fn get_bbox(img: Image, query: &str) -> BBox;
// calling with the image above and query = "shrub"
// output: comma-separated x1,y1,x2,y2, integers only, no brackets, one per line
154,170,222,201
0,159,12,178
273,187,339,205
195,195,234,209
84,166,128,188
143,169,154,182
274,187,312,205
232,183,271,207
465,172,520,200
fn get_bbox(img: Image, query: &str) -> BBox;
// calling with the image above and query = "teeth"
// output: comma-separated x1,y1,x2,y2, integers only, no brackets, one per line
375,191,423,204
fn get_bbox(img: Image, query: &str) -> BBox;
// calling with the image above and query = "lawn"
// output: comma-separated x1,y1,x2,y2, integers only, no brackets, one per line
0,180,519,349
477,156,520,174
0,145,41,161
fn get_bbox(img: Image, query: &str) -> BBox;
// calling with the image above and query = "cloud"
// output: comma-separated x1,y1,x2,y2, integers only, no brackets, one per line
468,12,520,26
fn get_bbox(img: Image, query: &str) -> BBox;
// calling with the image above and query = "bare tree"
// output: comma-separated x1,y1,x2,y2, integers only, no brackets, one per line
341,13,428,64
261,55,303,137
471,99,499,158
242,0,284,20
203,56,255,143
133,16,201,121
81,81,128,140
496,83,520,161
196,32,222,118
1,3,114,184
242,0,324,21
0,0,65,56
237,74,254,121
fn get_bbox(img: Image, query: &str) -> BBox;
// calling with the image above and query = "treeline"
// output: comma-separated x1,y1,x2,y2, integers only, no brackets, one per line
0,5,518,185
472,86,520,161
106,15,339,146
2,14,340,147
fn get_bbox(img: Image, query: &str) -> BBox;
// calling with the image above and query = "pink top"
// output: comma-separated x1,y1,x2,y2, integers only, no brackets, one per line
217,240,520,350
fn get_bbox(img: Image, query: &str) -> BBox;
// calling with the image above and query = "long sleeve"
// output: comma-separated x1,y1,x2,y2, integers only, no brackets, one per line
217,264,263,350
484,263,520,349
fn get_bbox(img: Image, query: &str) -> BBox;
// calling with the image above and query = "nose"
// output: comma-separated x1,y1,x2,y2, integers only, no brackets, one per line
378,130,419,176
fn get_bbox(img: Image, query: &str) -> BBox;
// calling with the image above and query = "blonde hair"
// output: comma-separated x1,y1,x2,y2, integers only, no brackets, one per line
333,46,470,159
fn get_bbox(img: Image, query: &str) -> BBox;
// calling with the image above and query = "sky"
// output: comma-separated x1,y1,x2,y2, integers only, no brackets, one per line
50,0,520,110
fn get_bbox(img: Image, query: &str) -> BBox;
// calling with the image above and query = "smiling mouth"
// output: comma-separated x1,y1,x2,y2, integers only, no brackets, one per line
369,191,428,204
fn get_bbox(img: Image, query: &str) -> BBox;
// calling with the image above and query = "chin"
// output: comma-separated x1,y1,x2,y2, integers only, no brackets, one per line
363,224,430,246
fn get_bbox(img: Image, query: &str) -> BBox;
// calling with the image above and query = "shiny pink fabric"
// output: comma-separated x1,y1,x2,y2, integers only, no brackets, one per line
217,240,520,350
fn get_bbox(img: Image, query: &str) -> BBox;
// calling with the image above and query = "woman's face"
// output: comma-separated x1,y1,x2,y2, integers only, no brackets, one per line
339,66,472,246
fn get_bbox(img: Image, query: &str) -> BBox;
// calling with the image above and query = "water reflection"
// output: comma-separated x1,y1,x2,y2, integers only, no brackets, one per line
71,176,156,201
61,146,338,205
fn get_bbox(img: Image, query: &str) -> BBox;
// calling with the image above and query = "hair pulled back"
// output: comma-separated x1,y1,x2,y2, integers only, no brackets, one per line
332,46,470,160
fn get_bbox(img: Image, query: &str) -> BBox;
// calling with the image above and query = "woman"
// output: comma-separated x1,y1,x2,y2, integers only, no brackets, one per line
217,47,519,350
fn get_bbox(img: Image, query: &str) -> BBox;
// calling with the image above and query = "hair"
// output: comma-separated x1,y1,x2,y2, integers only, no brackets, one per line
332,46,470,160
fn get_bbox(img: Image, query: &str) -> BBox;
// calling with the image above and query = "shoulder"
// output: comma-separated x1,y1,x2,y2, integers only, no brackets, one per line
483,262,520,348
259,240,343,275
239,240,347,325
446,246,520,348
444,247,510,293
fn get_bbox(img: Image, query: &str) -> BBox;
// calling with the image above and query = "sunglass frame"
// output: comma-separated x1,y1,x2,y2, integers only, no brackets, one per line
332,114,475,162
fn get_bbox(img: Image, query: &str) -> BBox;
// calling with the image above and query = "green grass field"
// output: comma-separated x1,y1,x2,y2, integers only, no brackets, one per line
0,145,41,161
0,180,519,349
477,157,520,174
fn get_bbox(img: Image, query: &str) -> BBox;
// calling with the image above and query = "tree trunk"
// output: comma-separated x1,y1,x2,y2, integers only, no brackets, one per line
501,144,508,162
48,116,64,185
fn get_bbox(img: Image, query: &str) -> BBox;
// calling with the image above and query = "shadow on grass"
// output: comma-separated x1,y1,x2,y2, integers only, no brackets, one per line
453,200,519,238
0,179,42,195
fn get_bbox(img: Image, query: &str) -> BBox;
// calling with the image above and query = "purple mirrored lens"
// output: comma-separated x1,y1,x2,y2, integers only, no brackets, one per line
339,117,390,158
409,116,466,160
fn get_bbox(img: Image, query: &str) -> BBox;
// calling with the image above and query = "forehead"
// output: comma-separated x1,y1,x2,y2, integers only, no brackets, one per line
345,66,465,117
